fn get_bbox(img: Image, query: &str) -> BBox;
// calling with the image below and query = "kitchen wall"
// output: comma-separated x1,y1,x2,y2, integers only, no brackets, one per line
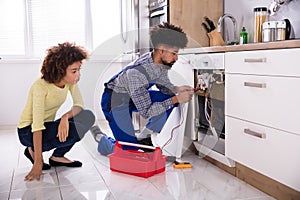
0,59,126,126
224,0,300,42
0,60,41,126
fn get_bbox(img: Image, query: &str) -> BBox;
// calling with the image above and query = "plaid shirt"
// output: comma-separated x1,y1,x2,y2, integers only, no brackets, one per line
106,52,175,118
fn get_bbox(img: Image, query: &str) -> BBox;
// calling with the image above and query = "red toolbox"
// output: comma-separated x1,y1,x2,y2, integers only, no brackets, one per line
109,141,166,178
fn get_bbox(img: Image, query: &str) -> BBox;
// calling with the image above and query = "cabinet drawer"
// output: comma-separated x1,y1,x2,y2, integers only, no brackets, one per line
225,48,300,77
225,74,300,135
225,116,300,191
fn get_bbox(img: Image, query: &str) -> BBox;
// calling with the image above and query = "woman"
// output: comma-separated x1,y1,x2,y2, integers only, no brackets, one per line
17,42,95,181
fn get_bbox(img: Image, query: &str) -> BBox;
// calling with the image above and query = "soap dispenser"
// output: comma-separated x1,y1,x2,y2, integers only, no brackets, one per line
239,27,248,44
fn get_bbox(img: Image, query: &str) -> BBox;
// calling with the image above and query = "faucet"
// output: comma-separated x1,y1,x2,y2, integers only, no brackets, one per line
217,13,238,45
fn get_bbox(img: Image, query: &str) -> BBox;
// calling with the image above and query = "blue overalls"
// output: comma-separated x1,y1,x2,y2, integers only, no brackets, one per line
97,62,176,155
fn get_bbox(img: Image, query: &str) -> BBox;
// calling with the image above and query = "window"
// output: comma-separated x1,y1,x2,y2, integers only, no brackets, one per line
0,0,121,59
0,0,25,56
30,0,86,58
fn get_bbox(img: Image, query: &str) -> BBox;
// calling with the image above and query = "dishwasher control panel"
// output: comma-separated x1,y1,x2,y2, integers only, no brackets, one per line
190,53,224,70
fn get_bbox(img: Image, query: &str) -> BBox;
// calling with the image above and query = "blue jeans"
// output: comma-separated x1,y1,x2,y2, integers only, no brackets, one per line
98,88,175,156
17,109,95,157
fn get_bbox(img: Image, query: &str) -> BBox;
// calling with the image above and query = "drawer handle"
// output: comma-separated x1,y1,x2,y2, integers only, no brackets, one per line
244,58,267,63
244,129,266,139
244,82,266,88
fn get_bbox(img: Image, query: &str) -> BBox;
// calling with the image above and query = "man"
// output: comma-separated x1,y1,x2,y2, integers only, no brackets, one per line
91,22,193,155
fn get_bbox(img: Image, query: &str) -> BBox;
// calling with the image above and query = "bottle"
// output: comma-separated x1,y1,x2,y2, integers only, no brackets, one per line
253,7,269,43
239,27,248,44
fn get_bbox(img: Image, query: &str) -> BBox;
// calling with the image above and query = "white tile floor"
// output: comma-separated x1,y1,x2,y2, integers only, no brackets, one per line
0,126,275,200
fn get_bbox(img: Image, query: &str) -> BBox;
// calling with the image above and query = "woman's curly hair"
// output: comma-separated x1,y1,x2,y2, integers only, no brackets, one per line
41,42,88,83
150,22,188,49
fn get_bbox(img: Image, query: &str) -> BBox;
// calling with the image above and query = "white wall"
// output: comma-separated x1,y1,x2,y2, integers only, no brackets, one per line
224,0,300,42
0,58,127,126
0,60,41,126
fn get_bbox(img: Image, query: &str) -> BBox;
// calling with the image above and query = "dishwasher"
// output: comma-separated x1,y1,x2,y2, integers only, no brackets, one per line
190,53,234,167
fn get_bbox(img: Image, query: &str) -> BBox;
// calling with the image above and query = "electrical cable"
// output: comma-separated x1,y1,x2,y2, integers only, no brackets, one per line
203,74,219,137
160,104,185,153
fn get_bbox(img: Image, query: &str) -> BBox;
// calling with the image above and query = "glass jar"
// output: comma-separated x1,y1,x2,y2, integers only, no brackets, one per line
276,20,287,41
262,21,276,42
254,7,269,43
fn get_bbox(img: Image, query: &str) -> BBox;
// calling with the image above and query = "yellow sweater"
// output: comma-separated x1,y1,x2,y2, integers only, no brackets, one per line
18,78,84,132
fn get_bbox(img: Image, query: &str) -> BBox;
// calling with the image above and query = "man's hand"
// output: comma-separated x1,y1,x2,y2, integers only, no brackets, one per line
176,90,193,103
174,85,193,93
57,114,69,142
25,161,43,181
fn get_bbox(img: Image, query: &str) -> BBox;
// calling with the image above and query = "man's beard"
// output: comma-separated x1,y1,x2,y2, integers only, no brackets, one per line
162,60,175,69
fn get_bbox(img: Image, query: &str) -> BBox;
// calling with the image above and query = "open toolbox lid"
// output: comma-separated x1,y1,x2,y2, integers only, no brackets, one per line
108,141,167,178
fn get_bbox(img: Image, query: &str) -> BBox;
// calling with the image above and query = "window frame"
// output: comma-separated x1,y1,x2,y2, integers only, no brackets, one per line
1,0,93,60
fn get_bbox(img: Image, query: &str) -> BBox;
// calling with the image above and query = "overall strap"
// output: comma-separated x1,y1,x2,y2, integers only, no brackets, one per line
104,64,151,87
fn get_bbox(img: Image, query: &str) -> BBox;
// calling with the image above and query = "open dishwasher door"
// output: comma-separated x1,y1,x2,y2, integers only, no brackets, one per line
151,55,194,158
190,53,235,167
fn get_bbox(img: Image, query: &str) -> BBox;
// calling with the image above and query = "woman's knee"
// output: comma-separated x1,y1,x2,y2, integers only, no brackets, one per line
17,127,33,147
76,109,95,128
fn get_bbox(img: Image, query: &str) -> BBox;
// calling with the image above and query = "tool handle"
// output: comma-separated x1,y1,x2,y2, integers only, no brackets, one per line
205,16,216,30
118,141,156,150
202,22,210,33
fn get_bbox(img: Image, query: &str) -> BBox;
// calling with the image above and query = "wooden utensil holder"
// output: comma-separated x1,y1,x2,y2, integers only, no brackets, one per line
207,30,225,46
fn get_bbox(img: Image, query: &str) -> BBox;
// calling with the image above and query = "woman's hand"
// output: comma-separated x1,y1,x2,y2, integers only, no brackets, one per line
25,161,43,181
26,131,44,181
57,114,69,142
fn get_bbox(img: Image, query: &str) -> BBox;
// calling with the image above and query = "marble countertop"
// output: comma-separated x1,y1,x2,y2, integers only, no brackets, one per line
179,39,300,54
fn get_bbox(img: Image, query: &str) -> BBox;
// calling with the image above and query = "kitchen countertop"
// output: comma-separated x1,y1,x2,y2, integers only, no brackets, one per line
179,39,300,54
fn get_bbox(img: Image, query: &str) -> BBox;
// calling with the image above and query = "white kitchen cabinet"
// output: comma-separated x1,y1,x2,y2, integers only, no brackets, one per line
226,117,300,191
225,48,300,77
226,74,300,135
225,48,300,191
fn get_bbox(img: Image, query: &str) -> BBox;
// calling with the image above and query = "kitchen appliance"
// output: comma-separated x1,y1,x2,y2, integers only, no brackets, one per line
189,53,234,167
149,0,169,27
262,19,291,42
120,0,150,57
